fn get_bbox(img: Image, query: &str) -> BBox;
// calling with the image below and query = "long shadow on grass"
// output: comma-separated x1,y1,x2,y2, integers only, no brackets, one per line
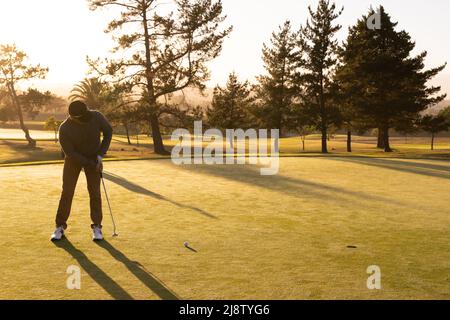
176,163,404,207
327,157,450,180
102,171,217,219
53,238,133,300
95,241,179,300
1,140,63,164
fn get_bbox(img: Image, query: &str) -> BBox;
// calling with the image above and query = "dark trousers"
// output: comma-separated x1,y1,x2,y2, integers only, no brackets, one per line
56,157,103,229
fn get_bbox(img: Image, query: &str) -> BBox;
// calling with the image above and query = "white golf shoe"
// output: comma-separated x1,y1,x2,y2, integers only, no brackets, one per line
92,226,104,241
51,227,65,242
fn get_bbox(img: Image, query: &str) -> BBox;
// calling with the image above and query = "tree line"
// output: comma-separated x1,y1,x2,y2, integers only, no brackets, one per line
0,1,448,153
88,1,448,153
207,3,448,153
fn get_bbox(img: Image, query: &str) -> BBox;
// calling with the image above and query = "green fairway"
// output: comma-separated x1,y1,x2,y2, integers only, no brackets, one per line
2,131,450,166
0,157,449,300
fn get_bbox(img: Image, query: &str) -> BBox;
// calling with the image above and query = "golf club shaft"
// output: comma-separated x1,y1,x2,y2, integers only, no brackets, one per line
100,172,118,235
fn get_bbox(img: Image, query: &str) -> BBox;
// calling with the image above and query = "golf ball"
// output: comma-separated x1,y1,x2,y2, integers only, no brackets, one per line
184,242,189,247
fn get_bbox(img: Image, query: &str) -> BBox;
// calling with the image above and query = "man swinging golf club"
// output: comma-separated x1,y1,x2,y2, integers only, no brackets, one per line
51,101,113,242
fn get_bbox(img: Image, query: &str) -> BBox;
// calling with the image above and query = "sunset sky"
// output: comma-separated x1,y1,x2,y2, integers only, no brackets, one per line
0,0,449,97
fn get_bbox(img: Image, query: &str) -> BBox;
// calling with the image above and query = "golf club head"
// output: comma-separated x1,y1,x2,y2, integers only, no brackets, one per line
112,233,119,237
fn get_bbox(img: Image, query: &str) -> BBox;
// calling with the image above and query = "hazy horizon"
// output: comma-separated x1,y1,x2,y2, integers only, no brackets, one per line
0,0,448,98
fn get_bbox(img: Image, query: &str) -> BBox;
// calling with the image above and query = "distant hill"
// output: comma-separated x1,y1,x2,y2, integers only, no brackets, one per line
424,99,450,115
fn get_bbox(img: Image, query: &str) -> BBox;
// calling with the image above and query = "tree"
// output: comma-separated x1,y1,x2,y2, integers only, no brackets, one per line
19,88,54,120
395,115,420,144
337,6,446,152
0,44,48,147
439,106,450,121
44,116,63,143
419,113,449,150
69,78,110,110
207,72,252,131
253,21,300,136
0,86,15,122
88,0,232,154
297,124,315,152
333,70,374,153
135,90,206,133
299,0,343,153
109,106,137,145
338,102,356,152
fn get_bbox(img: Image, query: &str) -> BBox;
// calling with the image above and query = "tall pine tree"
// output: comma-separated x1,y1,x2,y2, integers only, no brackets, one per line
207,72,253,131
88,0,232,154
337,6,446,152
299,0,343,153
253,21,300,136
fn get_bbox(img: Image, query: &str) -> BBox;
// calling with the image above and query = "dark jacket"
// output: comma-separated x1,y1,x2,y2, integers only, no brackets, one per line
59,111,113,166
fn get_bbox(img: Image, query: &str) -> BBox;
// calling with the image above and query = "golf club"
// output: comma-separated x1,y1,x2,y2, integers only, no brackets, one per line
100,172,119,237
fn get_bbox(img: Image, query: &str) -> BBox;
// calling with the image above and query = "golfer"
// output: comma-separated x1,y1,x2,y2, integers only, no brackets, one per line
51,101,113,242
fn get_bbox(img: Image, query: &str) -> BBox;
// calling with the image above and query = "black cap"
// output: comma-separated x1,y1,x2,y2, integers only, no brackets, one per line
69,101,92,123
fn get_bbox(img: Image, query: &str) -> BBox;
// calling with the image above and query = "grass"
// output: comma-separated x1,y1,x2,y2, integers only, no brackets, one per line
1,128,450,166
0,157,450,299
0,135,163,165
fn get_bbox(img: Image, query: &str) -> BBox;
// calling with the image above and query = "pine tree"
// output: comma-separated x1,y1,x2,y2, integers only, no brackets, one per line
439,106,450,121
253,21,300,136
334,57,372,153
419,113,450,150
207,72,253,131
338,6,446,152
88,0,232,154
300,0,343,153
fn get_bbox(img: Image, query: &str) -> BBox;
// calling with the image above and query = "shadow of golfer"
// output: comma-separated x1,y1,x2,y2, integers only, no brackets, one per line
53,238,133,300
95,241,180,300
103,171,217,219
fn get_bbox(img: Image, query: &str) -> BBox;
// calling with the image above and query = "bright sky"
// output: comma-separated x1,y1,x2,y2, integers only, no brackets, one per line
0,0,449,97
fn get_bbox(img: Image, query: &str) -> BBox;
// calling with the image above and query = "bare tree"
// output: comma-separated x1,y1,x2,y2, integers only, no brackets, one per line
0,44,48,147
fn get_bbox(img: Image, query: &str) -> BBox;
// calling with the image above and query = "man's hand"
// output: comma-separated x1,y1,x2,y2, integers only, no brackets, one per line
96,155,104,173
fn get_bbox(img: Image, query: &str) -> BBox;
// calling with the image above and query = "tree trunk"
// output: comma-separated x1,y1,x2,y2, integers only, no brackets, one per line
124,123,132,145
316,69,328,154
302,138,305,152
377,128,385,149
383,127,392,152
321,126,328,153
9,83,36,147
136,125,140,147
347,130,352,153
431,133,435,151
142,6,167,155
150,114,167,154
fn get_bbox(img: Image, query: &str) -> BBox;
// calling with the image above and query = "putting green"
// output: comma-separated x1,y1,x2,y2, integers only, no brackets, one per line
0,157,449,299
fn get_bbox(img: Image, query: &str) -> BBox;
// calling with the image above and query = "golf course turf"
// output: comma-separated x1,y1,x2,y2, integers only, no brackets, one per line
1,157,449,299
